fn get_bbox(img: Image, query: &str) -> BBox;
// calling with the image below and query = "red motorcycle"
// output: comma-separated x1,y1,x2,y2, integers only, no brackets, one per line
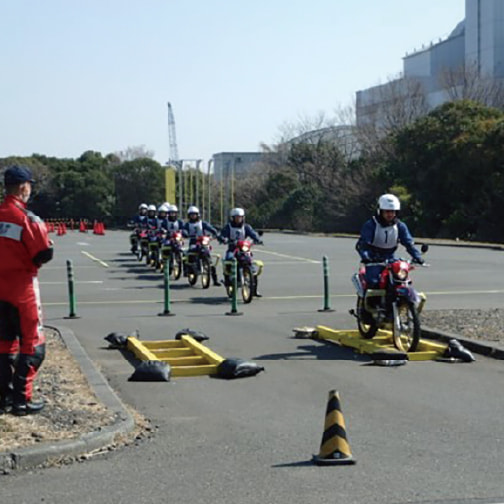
350,245,428,352
184,235,213,288
161,231,184,279
136,229,149,262
223,239,263,303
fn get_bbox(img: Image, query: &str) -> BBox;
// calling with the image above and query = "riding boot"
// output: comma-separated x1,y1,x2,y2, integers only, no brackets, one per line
12,345,45,416
211,266,221,286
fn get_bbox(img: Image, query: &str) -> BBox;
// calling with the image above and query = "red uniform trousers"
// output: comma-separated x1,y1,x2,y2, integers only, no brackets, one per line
0,273,45,405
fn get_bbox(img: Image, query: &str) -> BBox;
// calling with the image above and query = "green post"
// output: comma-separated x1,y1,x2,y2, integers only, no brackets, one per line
226,258,243,316
159,260,175,316
65,259,80,319
318,256,335,313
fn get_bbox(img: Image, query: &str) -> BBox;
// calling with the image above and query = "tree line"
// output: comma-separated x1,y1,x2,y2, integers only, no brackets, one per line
235,100,504,242
2,99,504,241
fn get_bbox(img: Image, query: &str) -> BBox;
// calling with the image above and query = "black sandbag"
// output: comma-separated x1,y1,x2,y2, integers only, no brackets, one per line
216,358,265,379
443,339,475,362
105,332,129,349
175,328,210,342
128,361,171,382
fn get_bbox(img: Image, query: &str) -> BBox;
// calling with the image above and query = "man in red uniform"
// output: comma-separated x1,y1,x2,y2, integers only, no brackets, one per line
0,166,53,416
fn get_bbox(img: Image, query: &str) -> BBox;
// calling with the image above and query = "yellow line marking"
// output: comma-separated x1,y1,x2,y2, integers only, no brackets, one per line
81,250,109,268
42,288,504,308
255,249,320,264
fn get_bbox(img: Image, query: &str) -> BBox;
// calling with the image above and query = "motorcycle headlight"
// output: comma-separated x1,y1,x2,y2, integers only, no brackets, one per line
395,268,408,281
241,243,250,252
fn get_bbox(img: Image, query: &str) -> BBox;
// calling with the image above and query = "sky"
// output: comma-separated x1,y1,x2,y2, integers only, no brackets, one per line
0,0,465,165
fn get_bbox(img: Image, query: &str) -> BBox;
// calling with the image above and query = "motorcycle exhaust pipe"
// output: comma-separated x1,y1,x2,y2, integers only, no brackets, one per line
351,273,364,298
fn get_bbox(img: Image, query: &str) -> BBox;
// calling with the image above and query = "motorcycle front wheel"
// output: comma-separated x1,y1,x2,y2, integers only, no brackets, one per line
241,266,254,304
356,297,378,339
201,257,211,289
172,252,182,280
392,301,420,352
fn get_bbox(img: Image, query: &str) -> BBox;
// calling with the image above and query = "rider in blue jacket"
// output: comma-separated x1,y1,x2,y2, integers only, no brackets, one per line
166,205,185,234
133,203,149,228
182,206,220,286
219,207,263,296
356,194,423,288
146,204,158,230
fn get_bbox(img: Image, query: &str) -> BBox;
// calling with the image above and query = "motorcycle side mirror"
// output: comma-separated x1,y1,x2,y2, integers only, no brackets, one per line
420,244,429,254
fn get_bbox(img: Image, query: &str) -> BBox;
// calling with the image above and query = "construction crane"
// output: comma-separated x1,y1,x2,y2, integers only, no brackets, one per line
167,102,182,210
167,102,179,164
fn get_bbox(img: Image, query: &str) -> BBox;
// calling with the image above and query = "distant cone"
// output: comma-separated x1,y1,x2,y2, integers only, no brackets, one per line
313,390,356,466
79,220,86,232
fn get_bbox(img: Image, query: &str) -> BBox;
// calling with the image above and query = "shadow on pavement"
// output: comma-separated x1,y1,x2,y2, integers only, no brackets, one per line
271,460,314,468
254,341,369,362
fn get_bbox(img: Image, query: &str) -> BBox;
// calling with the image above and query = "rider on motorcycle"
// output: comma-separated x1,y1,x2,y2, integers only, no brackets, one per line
356,194,424,288
146,204,158,229
130,203,149,252
166,205,184,233
219,207,264,296
182,206,221,286
157,204,169,233
133,203,149,227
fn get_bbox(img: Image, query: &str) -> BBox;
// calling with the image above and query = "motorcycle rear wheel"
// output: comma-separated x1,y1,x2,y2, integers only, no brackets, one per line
241,266,254,304
392,301,420,352
356,297,378,339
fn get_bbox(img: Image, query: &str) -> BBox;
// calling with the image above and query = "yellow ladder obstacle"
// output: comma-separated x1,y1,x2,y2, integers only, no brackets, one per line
315,326,448,361
127,334,225,376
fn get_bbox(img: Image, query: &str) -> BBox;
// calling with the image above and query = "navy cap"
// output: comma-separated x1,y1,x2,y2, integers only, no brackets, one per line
4,165,35,185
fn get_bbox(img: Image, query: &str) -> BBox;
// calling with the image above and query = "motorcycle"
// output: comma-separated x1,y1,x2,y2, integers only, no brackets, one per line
129,230,139,255
350,245,429,352
223,239,264,304
137,229,149,262
184,235,214,289
160,231,184,279
147,228,163,269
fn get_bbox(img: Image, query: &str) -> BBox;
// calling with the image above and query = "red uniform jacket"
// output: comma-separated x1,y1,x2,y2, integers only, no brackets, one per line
0,195,52,280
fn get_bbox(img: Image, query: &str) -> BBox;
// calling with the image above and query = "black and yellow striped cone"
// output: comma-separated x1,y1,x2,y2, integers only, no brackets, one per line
313,390,356,466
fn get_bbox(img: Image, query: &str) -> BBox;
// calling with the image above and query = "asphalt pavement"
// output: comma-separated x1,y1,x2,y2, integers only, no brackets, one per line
1,230,504,504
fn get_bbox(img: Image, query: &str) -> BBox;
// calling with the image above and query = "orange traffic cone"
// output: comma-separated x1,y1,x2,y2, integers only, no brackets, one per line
93,220,98,234
62,223,67,235
79,220,85,232
57,223,62,236
313,390,356,465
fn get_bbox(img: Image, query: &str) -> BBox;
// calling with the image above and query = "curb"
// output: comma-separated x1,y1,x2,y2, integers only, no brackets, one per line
0,325,135,472
422,326,504,360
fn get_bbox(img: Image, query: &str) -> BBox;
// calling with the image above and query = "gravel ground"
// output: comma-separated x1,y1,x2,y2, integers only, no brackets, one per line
0,327,150,457
422,308,504,343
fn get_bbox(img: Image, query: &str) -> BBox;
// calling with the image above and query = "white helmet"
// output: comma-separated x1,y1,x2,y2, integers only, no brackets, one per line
164,201,170,207
187,205,199,215
158,204,169,213
378,194,400,211
147,204,157,212
230,207,245,218
139,203,148,211
169,205,178,213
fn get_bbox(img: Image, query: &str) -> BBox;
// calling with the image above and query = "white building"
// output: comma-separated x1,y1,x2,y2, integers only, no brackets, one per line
356,0,504,125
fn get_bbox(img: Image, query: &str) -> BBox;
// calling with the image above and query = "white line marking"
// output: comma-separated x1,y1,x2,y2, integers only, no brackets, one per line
81,250,109,268
41,281,103,285
254,249,320,264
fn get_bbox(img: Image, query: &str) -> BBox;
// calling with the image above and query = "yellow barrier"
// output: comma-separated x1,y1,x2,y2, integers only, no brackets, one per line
315,326,448,361
126,335,225,377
